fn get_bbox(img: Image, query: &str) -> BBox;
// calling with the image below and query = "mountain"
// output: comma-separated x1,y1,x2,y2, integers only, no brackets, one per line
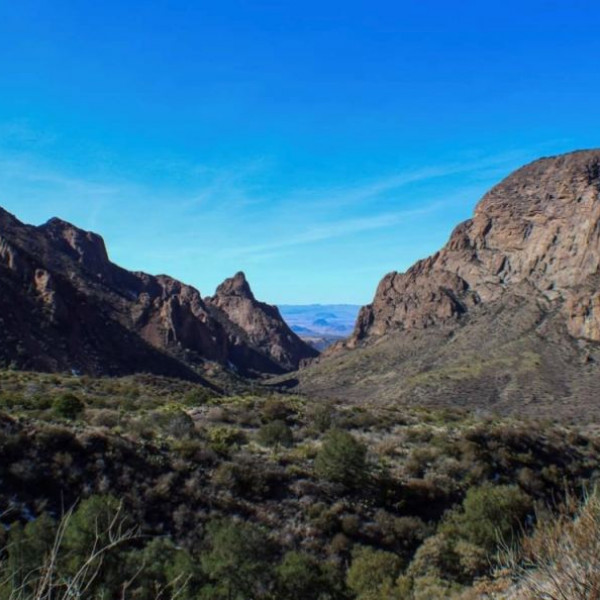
297,150,600,419
278,304,361,337
278,304,361,351
0,208,316,379
205,272,318,372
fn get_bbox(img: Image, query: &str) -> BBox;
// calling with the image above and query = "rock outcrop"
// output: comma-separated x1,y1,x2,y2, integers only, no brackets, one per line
0,207,317,378
352,149,600,344
206,272,319,372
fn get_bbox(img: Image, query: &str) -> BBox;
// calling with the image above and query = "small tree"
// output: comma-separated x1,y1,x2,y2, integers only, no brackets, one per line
0,496,138,600
200,519,273,599
315,429,368,489
3,513,57,594
441,483,531,552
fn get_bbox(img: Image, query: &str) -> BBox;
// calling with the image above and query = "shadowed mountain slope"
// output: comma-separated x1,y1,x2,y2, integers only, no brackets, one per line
0,208,316,378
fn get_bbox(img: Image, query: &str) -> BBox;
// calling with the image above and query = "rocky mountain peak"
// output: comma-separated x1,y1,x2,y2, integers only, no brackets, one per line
214,271,255,300
300,149,600,415
39,217,110,274
206,273,318,371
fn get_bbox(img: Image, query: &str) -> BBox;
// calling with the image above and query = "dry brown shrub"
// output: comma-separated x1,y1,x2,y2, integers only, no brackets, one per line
502,490,600,599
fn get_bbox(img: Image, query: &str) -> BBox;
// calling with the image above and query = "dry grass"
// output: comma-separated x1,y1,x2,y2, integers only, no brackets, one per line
500,491,600,600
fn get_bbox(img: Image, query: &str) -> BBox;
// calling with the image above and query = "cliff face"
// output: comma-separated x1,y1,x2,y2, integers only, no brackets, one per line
0,208,316,378
352,150,600,344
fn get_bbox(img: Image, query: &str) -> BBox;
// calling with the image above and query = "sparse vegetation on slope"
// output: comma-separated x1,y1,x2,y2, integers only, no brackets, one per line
1,370,600,598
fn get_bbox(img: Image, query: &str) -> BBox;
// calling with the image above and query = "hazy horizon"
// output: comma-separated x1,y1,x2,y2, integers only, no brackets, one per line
1,1,599,303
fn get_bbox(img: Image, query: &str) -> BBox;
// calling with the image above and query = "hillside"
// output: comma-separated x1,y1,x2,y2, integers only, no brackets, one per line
296,150,600,419
1,370,599,599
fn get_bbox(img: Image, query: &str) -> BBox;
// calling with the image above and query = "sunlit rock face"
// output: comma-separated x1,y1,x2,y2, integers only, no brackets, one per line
352,150,600,343
206,271,318,372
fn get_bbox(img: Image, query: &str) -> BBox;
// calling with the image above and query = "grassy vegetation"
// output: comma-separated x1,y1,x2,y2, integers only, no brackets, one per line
1,370,599,598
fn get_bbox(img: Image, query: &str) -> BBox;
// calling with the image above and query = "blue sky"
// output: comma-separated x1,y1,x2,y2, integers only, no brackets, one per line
0,1,599,304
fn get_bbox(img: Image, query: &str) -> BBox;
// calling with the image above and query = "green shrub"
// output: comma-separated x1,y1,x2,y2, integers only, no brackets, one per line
276,551,334,599
441,482,532,552
257,420,294,448
309,404,335,433
408,533,461,581
262,397,292,422
124,537,202,600
200,519,273,599
346,545,404,599
52,393,84,419
207,426,246,456
183,387,215,407
159,408,196,438
3,513,57,594
315,429,368,489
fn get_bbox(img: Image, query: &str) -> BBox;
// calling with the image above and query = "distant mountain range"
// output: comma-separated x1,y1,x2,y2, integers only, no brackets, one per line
278,304,360,349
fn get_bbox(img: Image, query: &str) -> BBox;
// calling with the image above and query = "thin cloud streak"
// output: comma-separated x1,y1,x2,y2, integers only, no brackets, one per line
218,203,443,260
283,150,531,211
0,158,123,197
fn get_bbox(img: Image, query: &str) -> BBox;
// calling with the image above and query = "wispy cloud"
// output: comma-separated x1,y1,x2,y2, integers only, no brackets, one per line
0,157,122,197
281,150,530,212
218,203,443,260
0,120,57,148
0,142,532,266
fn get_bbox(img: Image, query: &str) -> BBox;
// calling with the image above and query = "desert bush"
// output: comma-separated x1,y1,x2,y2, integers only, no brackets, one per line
411,574,463,600
340,513,360,536
257,420,294,448
0,496,138,600
309,404,335,433
409,533,462,581
405,447,439,478
373,511,432,554
52,393,84,419
212,462,244,494
441,483,532,552
161,408,196,438
276,551,336,600
200,518,273,599
207,426,246,456
183,387,215,406
308,502,342,537
346,545,404,599
315,429,368,489
173,438,215,462
87,408,121,428
337,407,381,430
123,537,202,599
262,398,292,422
2,512,57,594
503,490,600,599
